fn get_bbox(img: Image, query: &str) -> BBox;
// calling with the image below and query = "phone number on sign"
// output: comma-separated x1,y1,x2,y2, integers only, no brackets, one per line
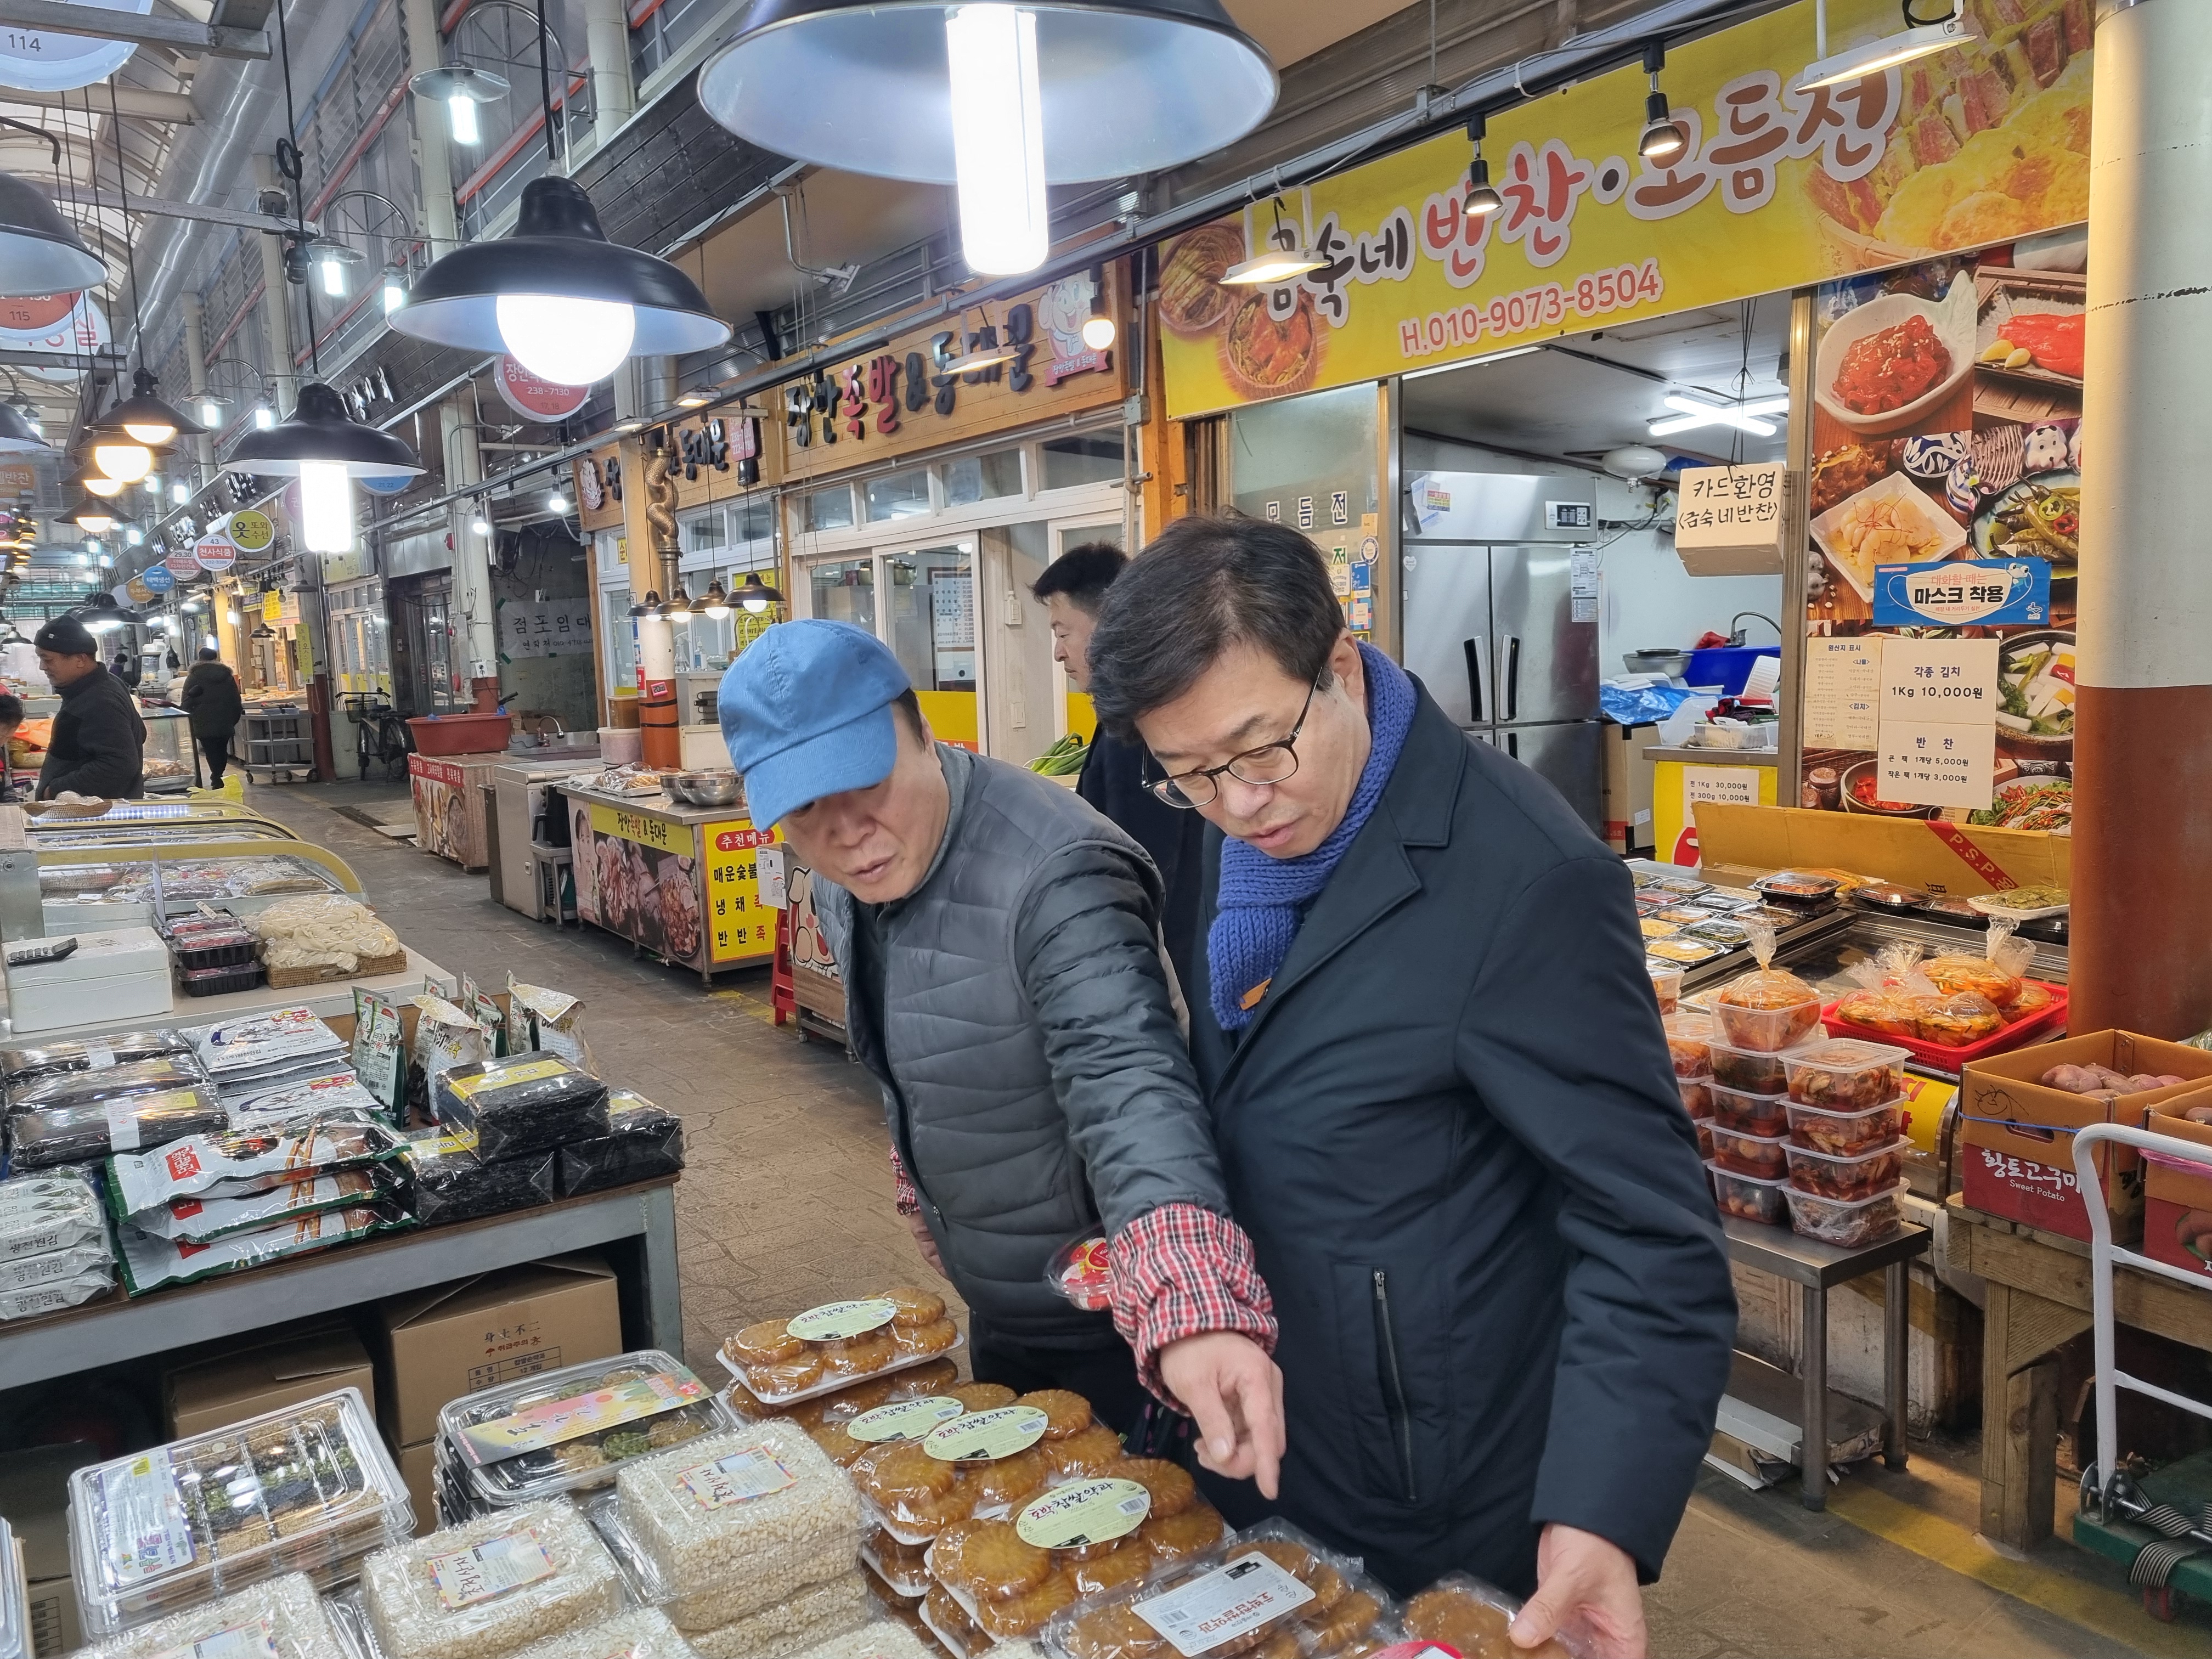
1398,259,1665,360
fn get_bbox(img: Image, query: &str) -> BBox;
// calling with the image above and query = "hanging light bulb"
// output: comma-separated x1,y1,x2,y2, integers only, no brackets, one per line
410,65,509,146
470,509,491,536
298,461,352,552
701,580,731,619
79,469,125,499
1221,198,1327,285
197,394,225,427
253,406,276,430
663,584,693,617
93,442,153,483
171,481,190,505
547,485,569,514
65,500,115,534
945,4,1048,274
735,571,784,614
1464,116,1503,218
496,294,636,385
143,472,162,495
1081,264,1116,351
1638,43,1689,161
449,93,481,145
383,278,405,315
91,368,204,447
221,382,426,558
317,241,352,298
123,526,142,546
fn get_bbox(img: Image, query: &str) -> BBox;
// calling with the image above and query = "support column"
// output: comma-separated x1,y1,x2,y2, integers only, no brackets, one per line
254,156,298,413
441,397,501,710
182,291,213,478
636,429,680,768
403,0,460,253
583,0,634,150
2073,0,2212,1037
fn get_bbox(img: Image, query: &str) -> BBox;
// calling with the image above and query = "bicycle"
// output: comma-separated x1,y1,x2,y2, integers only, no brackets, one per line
342,692,415,783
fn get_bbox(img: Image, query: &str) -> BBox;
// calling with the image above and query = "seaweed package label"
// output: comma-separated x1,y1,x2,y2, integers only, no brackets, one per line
148,1617,281,1659
459,1371,707,1464
445,1057,573,1099
98,1449,197,1585
677,1443,797,1509
1133,1551,1315,1657
428,1526,557,1610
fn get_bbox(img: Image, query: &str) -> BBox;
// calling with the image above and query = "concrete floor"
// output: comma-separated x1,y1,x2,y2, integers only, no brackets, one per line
247,777,2212,1659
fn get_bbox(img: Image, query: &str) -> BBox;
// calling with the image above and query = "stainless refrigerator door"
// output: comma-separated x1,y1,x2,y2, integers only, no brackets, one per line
1404,472,1596,541
1400,540,1492,727
1496,720,1604,832
1488,544,1599,726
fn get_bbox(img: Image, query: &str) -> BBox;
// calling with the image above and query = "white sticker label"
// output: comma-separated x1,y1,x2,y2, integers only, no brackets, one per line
105,1095,145,1152
98,1450,196,1586
678,1445,797,1509
1133,1551,1315,1657
427,1528,557,1610
82,1039,116,1070
149,1617,280,1659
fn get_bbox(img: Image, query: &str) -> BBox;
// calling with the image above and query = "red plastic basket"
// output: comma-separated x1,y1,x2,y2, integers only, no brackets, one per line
1819,979,2068,1071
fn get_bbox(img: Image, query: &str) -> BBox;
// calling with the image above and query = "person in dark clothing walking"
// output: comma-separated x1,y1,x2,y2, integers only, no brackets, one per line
1087,517,1735,1659
1032,544,1207,997
110,648,140,689
34,616,145,799
179,647,244,786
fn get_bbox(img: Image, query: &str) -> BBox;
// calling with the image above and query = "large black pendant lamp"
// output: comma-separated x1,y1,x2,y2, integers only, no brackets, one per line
697,1,1276,275
0,400,47,454
222,381,424,555
0,120,105,298
91,368,207,448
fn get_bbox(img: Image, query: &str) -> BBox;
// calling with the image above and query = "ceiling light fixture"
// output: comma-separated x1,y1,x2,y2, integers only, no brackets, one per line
64,500,115,534
698,1,1275,279
1400,344,1543,381
311,237,365,298
662,584,693,617
72,460,125,498
548,486,569,514
1081,263,1116,351
1647,393,1786,438
701,579,731,619
1463,115,1502,219
0,401,46,454
735,571,785,614
676,392,712,408
408,65,510,145
0,119,106,297
382,277,406,314
1795,0,1971,93
253,406,276,430
195,393,229,428
1638,43,1689,161
471,506,491,535
171,481,191,504
1222,196,1326,285
221,381,426,555
92,369,206,447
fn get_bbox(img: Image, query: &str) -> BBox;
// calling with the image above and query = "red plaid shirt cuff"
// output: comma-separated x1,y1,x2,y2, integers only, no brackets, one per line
1110,1204,1277,1407
890,1147,921,1216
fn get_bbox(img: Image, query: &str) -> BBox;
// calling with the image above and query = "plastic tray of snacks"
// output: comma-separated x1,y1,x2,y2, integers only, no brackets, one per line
716,1287,964,1407
67,1386,410,1638
1707,1080,1787,1137
718,1356,964,1431
1780,1039,1911,1110
1661,1012,1713,1080
1784,1096,1905,1157
1821,980,2069,1068
1046,1519,1358,1659
441,1351,736,1504
854,1402,1054,1547
1708,1164,1789,1227
1403,1570,1587,1659
1677,1078,1712,1120
610,1417,862,1635
922,1584,986,1659
1784,1178,1909,1248
683,1567,872,1659
1708,1124,1788,1180
70,1570,352,1659
1784,1137,1906,1200
358,1497,623,1659
862,1526,935,1598
1707,1039,1788,1096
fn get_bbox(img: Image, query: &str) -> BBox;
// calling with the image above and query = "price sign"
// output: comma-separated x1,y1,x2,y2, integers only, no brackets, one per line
1880,637,1997,722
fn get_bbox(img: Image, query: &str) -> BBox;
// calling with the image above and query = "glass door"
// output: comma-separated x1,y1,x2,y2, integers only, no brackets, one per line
810,557,876,631
888,544,979,751
1052,518,1125,743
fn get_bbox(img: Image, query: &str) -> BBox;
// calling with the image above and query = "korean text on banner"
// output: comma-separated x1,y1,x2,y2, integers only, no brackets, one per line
1156,0,2092,418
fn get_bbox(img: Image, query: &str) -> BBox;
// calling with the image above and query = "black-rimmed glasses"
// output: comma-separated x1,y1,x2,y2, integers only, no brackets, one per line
1143,679,1319,809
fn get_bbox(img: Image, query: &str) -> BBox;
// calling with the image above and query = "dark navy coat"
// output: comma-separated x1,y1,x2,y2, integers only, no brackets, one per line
1187,685,1735,1595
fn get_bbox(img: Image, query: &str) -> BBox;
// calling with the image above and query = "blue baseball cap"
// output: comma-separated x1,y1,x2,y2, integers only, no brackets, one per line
719,620,913,828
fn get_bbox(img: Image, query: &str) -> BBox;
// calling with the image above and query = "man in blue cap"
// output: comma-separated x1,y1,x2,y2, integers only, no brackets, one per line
723,619,1283,1483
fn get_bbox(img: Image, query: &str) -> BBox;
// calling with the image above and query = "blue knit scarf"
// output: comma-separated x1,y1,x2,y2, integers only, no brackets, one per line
1209,641,1416,1030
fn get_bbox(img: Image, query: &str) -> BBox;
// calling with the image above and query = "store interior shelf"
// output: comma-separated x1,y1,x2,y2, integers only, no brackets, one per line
0,948,453,1041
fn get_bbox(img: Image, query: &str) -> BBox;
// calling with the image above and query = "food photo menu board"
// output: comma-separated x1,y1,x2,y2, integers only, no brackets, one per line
1798,238,2082,837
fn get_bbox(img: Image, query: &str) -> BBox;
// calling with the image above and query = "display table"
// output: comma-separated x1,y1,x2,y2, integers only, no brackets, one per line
0,1179,680,1390
1722,1215,1930,1511
561,782,779,986
1945,1195,2212,1550
0,947,452,1042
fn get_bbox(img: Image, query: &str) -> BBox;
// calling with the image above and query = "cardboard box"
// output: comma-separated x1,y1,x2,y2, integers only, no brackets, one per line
1960,1033,2212,1243
377,1252,620,1445
0,1443,91,1657
1693,802,2070,896
2138,1102,2212,1279
397,1440,438,1537
167,1326,376,1438
1600,721,1657,857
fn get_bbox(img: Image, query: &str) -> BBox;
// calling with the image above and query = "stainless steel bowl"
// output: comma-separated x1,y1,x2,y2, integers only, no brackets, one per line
667,770,741,808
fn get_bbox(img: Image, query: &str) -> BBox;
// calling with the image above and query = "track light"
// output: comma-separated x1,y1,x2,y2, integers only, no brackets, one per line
1080,265,1115,351
1222,198,1327,285
1794,0,1971,92
676,392,712,409
471,509,490,536
1464,117,1502,218
1638,44,1689,161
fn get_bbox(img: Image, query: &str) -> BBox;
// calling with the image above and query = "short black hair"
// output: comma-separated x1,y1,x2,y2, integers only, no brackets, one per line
0,692,21,727
1087,514,1345,741
892,686,924,744
198,646,219,662
1030,543,1127,614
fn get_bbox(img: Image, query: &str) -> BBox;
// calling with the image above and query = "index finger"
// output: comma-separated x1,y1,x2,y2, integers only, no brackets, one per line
1233,1359,1284,1499
1180,1365,1244,1478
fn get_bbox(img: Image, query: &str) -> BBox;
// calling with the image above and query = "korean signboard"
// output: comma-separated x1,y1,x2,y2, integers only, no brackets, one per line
1157,0,2092,417
570,409,777,535
498,599,594,661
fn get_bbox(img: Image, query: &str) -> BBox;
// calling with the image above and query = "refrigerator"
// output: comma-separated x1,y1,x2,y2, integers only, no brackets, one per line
1400,471,1604,830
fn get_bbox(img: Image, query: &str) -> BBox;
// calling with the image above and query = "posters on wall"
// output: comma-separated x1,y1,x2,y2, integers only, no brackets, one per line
1798,240,2081,835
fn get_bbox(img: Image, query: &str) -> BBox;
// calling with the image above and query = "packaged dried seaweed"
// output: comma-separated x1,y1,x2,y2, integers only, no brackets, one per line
557,1091,685,1197
0,1165,105,1262
184,1007,348,1084
7,1054,208,1110
116,1203,411,1295
108,1111,408,1214
506,979,594,1072
404,1130,557,1227
5,1084,226,1169
360,1498,624,1659
0,1030,188,1085
431,1054,610,1161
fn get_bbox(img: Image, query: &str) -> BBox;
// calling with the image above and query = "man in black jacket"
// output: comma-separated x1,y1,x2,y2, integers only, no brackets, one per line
35,616,146,799
179,647,244,786
1032,543,1206,994
1087,517,1735,1659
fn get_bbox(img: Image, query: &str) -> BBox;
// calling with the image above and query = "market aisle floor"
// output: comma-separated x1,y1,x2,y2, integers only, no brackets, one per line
249,780,2209,1659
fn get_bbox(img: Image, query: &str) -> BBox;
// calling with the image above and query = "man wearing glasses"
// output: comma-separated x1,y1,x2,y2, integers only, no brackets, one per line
1086,516,1733,1659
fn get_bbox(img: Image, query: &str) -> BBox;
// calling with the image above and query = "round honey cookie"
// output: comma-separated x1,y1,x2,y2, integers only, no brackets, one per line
1047,1423,1125,1479
726,1319,802,1365
886,1357,960,1400
862,1441,959,1509
1251,1634,1305,1659
1112,1457,1196,1520
977,1568,1077,1638
1404,1585,1542,1659
955,1520,1053,1602
1017,1389,1092,1440
821,1330,899,1379
969,1445,1051,1510
891,1318,961,1358
947,1380,1018,1412
904,1480,979,1535
1139,1505,1223,1561
883,1285,948,1327
808,1422,866,1466
1307,1589,1382,1650
814,1376,899,1426
924,1584,979,1642
743,1351,823,1397
1071,1538,1155,1598
1060,1602,1171,1659
1302,1558,1348,1613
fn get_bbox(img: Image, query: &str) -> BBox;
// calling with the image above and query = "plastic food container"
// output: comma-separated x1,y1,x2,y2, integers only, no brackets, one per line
69,1386,410,1638
1646,962,1683,1015
1712,990,1823,1053
1709,1124,1788,1179
1708,1040,1788,1094
1782,1039,1910,1110
685,1567,872,1659
718,1288,966,1406
1677,1079,1712,1120
70,1571,351,1659
1695,1121,1714,1161
1047,1235,1113,1312
1708,1164,1789,1226
1404,1571,1584,1659
441,1351,735,1506
1661,1012,1713,1079
1708,1080,1787,1136
1785,1096,1904,1156
181,962,266,997
1785,1179,1907,1248
1785,1137,1905,1200
1753,870,1843,904
1047,1519,1359,1659
360,1497,623,1659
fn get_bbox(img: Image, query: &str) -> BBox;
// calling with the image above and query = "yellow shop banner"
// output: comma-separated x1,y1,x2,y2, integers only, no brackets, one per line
1159,0,2092,417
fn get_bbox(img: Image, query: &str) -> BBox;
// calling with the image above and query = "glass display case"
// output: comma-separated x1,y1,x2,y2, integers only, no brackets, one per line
139,709,198,792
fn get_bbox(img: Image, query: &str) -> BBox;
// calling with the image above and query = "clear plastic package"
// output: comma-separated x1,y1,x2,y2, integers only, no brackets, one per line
68,1386,410,1637
1297,1566,1397,1658
360,1498,623,1659
684,1568,872,1659
131,1167,398,1243
1707,1081,1789,1138
1646,962,1682,1015
613,1417,863,1631
443,1351,733,1505
183,1008,348,1085
405,1132,558,1227
109,1113,408,1214
1707,1041,1787,1096
5,1054,206,1110
509,1606,700,1659
1708,1125,1787,1180
431,1054,610,1162
1403,1570,1584,1659
1784,1137,1905,1200
1711,919,1821,1052
0,1234,109,1293
921,1584,984,1659
861,1526,933,1597
117,1203,410,1295
792,1617,942,1659
69,1570,352,1659
0,1166,105,1262
0,1030,188,1085
1708,1163,1789,1226
557,1092,686,1198
1047,1519,1353,1659
1677,1079,1712,1120
855,1404,1054,1545
0,1265,110,1320
719,1289,966,1407
1047,1234,1113,1312
1785,1179,1907,1248
722,1357,963,1430
225,1071,383,1130
1661,1012,1713,1079
1784,1096,1904,1156
5,1083,226,1168
1780,1039,1910,1110
0,1518,20,1659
